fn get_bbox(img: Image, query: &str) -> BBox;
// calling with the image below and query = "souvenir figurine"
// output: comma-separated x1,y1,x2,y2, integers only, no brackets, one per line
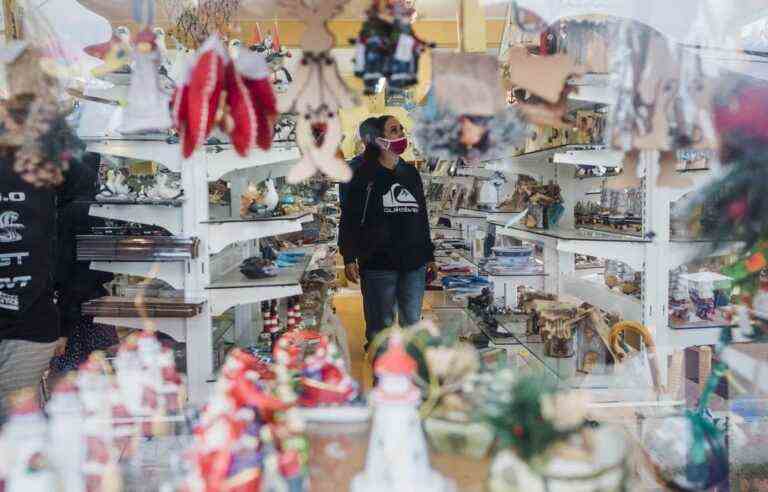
76,354,122,492
0,389,57,492
351,332,454,492
299,336,359,407
158,346,185,414
353,0,431,94
96,169,133,200
277,0,358,183
120,28,173,134
47,376,87,492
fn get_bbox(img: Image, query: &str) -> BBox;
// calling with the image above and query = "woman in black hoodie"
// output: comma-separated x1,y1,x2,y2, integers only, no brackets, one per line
339,115,436,348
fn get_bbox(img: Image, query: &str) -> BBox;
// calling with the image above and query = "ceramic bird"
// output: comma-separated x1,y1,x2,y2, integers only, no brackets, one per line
263,175,279,212
144,173,182,201
85,34,132,77
107,170,131,197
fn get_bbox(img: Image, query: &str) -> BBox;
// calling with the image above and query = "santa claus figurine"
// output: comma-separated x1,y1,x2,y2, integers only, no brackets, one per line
0,389,57,492
47,375,87,492
299,336,359,407
158,346,185,415
77,353,123,492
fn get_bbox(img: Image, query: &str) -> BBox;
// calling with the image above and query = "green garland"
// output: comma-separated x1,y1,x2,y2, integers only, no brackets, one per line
478,375,585,463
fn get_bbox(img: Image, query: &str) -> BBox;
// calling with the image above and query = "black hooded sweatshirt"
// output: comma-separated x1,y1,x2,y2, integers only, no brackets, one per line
0,153,107,342
0,156,62,342
339,159,434,272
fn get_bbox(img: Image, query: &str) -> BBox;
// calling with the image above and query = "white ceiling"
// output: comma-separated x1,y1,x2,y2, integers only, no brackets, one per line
77,0,509,22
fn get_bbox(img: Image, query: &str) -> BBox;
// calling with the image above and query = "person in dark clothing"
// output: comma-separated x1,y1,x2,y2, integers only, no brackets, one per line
339,115,436,348
0,149,74,418
51,153,117,373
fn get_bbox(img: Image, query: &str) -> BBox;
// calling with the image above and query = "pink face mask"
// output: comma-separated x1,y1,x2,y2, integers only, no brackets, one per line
377,136,408,155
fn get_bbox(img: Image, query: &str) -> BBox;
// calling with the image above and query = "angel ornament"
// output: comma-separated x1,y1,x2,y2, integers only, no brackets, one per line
120,28,173,134
277,0,358,183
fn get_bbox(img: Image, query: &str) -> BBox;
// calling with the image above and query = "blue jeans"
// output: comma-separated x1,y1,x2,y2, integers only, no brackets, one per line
360,265,426,347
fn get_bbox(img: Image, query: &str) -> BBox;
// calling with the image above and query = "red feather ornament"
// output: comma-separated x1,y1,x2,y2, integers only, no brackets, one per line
224,60,257,157
182,35,226,158
236,49,277,150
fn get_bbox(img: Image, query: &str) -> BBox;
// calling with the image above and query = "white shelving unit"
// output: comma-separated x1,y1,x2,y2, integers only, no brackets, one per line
482,147,735,383
428,82,736,383
84,138,309,404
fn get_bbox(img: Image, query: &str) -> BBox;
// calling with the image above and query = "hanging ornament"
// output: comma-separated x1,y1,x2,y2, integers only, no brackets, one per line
505,46,584,105
159,0,242,50
249,21,294,95
353,0,433,95
172,34,277,158
84,29,133,79
172,35,226,157
413,53,527,161
0,45,84,188
236,47,279,149
277,0,358,183
120,19,174,134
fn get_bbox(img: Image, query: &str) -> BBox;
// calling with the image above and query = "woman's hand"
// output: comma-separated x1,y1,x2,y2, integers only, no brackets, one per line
345,262,360,283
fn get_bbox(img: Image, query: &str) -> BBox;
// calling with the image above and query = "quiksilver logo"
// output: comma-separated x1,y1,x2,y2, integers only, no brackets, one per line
382,184,419,213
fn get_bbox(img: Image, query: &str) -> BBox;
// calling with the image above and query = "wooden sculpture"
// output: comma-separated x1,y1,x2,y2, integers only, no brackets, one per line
277,0,358,183
506,46,584,104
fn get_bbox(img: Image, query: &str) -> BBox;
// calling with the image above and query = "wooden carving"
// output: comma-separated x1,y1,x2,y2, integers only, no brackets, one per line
506,46,584,104
277,0,348,52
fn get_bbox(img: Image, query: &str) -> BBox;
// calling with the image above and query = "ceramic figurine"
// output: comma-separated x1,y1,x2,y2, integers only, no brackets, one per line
0,389,56,492
114,335,146,416
152,27,171,69
77,354,123,492
142,171,183,201
97,169,133,200
90,25,133,75
299,335,359,407
120,28,173,134
351,332,455,492
263,175,280,212
46,376,87,492
158,346,185,414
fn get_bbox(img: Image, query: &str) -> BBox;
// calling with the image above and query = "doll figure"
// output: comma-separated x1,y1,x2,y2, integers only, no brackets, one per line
120,29,172,134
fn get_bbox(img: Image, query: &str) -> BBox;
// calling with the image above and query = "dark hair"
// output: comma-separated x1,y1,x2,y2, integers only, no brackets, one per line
360,115,395,172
